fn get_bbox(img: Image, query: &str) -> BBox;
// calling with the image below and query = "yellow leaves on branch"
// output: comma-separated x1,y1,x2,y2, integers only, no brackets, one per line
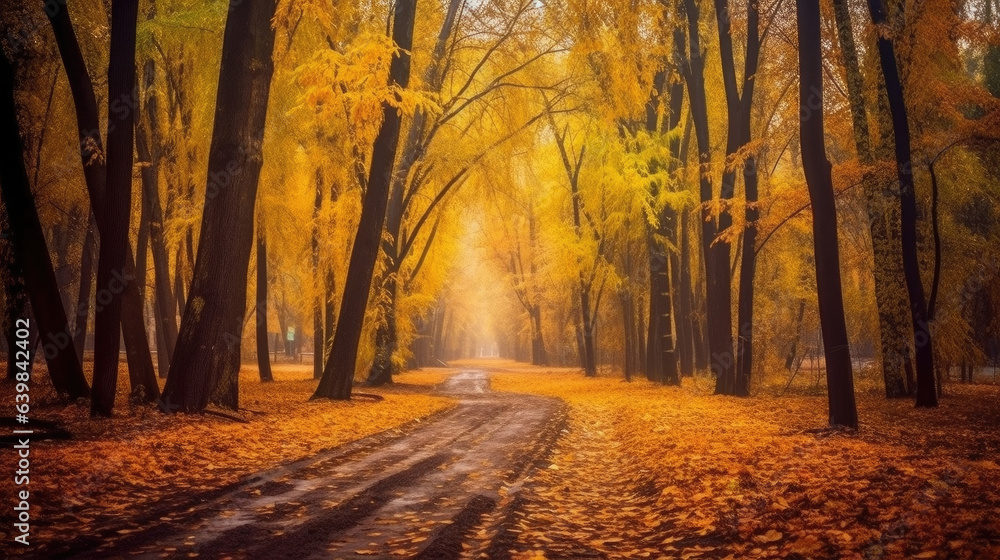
292,33,441,139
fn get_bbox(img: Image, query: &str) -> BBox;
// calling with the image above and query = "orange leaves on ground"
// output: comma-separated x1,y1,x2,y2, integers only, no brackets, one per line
488,364,1000,560
0,365,454,548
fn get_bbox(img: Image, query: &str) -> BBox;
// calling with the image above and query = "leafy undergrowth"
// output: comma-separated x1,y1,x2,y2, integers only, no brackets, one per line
0,363,454,551
482,361,1000,560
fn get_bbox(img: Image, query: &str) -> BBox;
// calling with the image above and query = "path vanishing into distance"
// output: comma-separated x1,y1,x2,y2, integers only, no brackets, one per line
49,371,566,559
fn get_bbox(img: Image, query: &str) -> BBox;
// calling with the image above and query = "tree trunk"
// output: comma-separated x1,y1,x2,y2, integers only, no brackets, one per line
314,0,419,400
797,0,859,429
866,0,936,407
323,230,336,359
530,305,548,366
367,276,398,386
784,300,806,370
368,0,460,385
657,211,680,386
732,0,762,398
161,0,278,412
91,0,140,417
311,168,324,380
72,214,96,365
2,212,34,380
0,48,89,398
680,0,732,389
833,0,909,398
676,210,694,377
137,54,178,379
256,229,273,382
47,0,159,406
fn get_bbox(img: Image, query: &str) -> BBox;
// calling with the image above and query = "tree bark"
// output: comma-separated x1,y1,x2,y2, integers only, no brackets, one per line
256,229,273,382
866,0,937,407
732,0,762,398
136,53,178,379
368,0,460,386
90,0,141,417
797,0,859,429
832,0,909,398
679,0,731,388
161,0,278,412
46,0,159,406
311,168,324,380
0,47,89,398
72,214,96,365
314,0,419,400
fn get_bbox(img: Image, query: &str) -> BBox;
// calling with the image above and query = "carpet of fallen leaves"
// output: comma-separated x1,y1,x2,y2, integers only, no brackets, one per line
0,362,454,548
483,361,1000,560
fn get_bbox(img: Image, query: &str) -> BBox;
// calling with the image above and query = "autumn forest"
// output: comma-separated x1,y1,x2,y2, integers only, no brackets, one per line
1,0,1000,557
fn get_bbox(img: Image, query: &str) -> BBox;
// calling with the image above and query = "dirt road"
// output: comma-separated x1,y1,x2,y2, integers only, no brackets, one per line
58,370,565,559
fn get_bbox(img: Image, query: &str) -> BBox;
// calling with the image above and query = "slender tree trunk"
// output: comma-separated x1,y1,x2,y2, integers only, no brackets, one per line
833,0,909,398
368,0,460,386
311,168,324,380
797,0,859,429
0,48,89,398
657,211,680,386
314,0,419,400
2,212,33,379
367,276,398,386
785,300,806,370
72,214,96,364
676,210,694,377
324,262,336,358
47,0,159,405
137,54,178,379
680,0,730,387
256,229,273,382
732,0,762,398
91,0,141,417
734,157,758,397
621,288,635,382
530,305,548,366
866,0,936,407
161,0,278,412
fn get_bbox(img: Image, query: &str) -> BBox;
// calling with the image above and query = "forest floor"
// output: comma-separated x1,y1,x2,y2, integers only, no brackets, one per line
2,359,999,559
482,360,1000,560
0,362,456,556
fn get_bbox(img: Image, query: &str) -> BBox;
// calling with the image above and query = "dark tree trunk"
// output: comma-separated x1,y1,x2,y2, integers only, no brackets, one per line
797,0,859,429
784,300,806,370
174,247,185,322
2,212,34,379
256,229,273,382
654,207,680,386
47,0,159,405
90,0,141,417
733,0,762,398
136,55,177,379
866,0,936,407
72,214,96,365
680,0,731,388
676,210,694,377
0,48,89,398
314,0,418,400
324,262,336,358
833,0,908,398
311,168,324,380
645,256,661,381
368,0,460,386
161,0,278,412
530,305,548,366
367,277,398,386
